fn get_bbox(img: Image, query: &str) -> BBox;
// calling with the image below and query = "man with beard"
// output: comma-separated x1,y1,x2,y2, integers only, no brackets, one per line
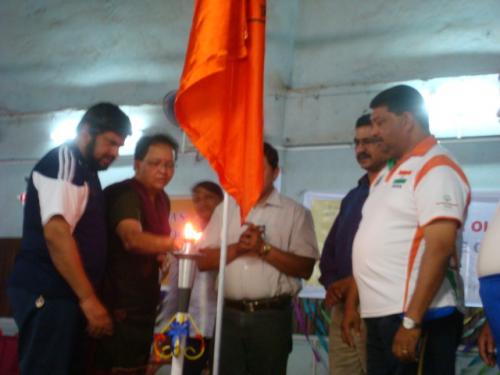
92,134,180,374
8,103,131,375
319,114,387,375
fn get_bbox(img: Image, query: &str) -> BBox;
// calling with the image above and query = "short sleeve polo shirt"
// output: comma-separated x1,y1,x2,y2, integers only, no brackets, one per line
353,136,470,318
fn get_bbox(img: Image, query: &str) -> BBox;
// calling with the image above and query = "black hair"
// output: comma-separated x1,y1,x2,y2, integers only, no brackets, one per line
191,181,223,199
355,114,372,128
134,133,179,161
370,85,429,131
264,142,279,169
77,102,132,138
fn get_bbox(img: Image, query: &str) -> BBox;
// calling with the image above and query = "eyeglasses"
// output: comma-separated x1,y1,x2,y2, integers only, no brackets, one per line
352,137,382,147
144,160,176,170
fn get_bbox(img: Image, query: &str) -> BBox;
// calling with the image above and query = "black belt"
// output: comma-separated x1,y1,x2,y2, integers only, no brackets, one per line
224,296,292,312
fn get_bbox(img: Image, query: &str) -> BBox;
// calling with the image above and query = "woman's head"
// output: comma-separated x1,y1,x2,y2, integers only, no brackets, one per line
191,181,223,225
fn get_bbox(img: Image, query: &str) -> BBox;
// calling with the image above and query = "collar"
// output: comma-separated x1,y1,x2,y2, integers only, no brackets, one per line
132,177,164,200
405,135,437,158
257,188,282,208
358,174,370,187
393,135,437,168
385,136,437,181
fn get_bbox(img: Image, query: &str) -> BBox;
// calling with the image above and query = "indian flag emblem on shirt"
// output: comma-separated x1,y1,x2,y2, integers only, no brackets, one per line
392,177,407,188
392,170,411,188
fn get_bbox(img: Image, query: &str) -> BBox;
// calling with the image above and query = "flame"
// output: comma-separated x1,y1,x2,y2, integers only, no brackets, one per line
183,222,202,242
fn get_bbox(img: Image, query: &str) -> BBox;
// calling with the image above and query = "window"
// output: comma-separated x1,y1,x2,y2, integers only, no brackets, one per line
423,74,500,139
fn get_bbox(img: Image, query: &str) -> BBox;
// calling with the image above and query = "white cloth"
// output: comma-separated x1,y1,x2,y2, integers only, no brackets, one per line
33,145,88,232
353,137,470,318
199,189,319,300
477,203,500,277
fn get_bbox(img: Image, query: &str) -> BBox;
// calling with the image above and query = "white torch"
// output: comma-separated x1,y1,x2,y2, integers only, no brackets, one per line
170,222,202,375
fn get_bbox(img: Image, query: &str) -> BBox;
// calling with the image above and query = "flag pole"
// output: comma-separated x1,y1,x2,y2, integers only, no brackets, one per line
212,191,230,375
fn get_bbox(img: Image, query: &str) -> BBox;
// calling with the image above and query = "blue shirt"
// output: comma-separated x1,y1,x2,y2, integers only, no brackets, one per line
319,175,369,288
9,143,107,298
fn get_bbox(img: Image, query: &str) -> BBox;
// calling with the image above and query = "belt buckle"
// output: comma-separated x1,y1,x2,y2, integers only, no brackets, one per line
247,300,257,312
35,295,45,309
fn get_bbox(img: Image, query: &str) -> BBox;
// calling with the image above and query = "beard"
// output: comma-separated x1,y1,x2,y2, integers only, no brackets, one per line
85,136,113,171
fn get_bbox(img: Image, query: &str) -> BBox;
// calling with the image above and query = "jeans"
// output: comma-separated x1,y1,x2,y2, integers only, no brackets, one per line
479,274,500,369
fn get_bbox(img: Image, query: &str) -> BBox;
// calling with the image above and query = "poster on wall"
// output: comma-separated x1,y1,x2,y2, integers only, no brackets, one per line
460,192,500,307
300,192,344,298
301,190,500,306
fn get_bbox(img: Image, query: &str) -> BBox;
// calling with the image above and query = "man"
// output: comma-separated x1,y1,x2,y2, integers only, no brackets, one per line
477,76,500,368
349,85,470,374
93,134,180,374
7,103,131,375
319,114,387,375
198,143,319,375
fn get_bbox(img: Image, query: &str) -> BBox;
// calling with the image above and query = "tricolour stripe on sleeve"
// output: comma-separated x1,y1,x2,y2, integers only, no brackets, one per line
414,155,469,189
402,226,424,311
413,154,471,206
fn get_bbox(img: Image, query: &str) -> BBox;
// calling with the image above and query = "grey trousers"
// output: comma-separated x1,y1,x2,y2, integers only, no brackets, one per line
219,305,293,375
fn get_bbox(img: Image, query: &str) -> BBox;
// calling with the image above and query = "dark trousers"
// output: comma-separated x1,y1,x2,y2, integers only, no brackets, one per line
183,337,212,375
7,287,86,375
364,311,463,375
93,308,156,371
219,305,293,375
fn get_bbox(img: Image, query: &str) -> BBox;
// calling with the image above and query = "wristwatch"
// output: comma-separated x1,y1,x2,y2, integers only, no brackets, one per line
260,242,272,257
402,316,421,330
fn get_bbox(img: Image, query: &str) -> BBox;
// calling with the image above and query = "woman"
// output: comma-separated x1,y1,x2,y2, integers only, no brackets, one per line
164,181,223,375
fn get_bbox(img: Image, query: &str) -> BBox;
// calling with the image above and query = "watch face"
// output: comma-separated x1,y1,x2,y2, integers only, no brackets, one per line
402,316,415,329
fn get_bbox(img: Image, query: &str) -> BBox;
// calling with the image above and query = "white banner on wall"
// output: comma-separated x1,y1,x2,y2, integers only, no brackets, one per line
302,190,500,306
460,192,500,307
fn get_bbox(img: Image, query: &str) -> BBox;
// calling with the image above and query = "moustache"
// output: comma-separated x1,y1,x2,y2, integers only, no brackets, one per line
356,153,371,162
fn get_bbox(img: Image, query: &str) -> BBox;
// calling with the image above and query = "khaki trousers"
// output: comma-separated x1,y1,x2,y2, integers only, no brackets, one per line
328,303,367,375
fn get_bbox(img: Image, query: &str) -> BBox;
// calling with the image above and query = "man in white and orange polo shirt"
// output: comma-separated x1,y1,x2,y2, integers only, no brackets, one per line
350,85,470,375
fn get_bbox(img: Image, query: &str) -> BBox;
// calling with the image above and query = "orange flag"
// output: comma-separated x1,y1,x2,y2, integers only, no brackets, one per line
175,0,266,221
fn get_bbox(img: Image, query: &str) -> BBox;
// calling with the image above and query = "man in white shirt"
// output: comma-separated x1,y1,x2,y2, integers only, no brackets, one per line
198,142,319,375
348,85,470,375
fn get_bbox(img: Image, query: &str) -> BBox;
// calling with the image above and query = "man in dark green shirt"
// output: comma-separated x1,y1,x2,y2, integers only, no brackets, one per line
93,133,181,374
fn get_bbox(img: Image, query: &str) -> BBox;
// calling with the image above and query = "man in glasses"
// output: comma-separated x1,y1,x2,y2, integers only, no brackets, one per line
319,114,388,375
92,133,181,374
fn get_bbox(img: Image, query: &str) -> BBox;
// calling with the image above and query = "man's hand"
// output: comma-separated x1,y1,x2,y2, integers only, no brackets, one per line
392,326,421,362
325,277,352,308
341,306,362,348
238,223,264,254
172,236,184,251
478,322,497,367
79,294,113,338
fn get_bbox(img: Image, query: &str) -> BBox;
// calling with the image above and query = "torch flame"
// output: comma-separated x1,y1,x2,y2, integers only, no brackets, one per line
183,222,202,242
